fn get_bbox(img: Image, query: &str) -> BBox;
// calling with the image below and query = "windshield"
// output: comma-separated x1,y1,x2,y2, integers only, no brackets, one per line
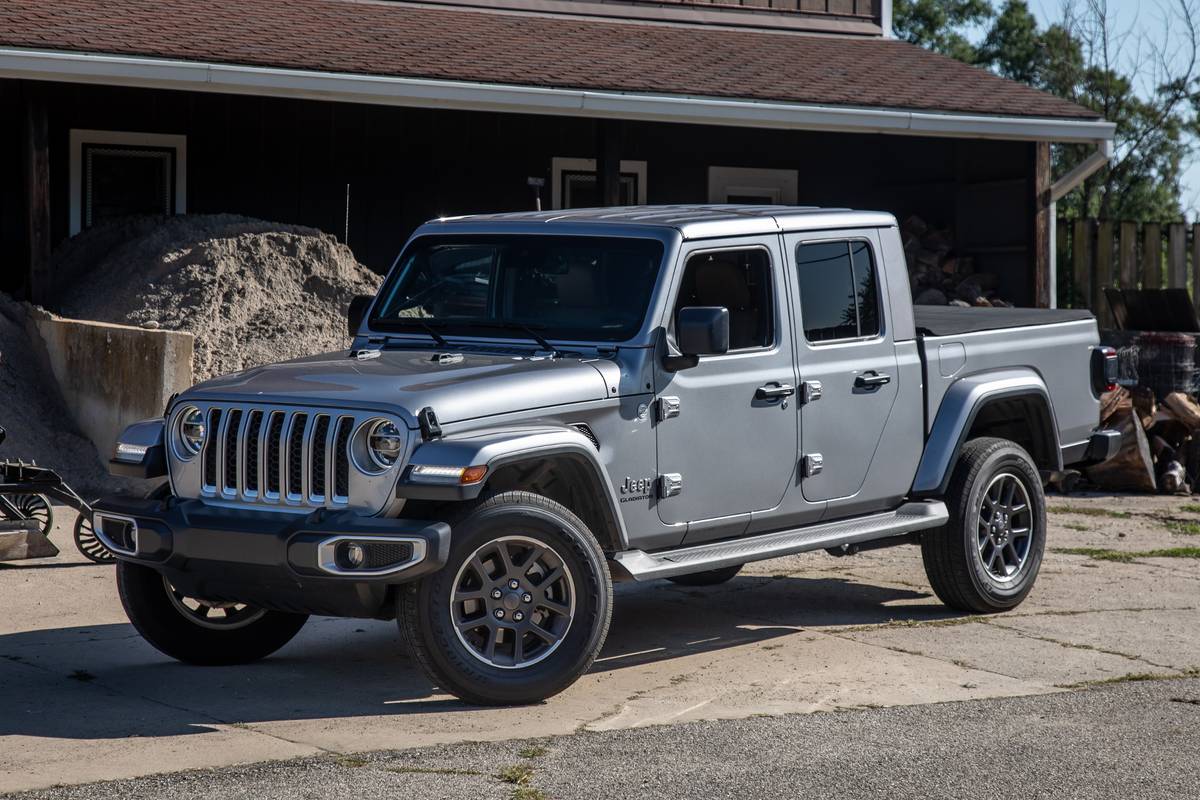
370,235,665,343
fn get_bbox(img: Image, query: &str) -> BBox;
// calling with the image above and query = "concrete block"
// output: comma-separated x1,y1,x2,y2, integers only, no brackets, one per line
30,310,193,458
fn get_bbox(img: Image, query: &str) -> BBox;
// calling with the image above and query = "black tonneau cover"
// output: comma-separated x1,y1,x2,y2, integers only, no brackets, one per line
914,305,1095,337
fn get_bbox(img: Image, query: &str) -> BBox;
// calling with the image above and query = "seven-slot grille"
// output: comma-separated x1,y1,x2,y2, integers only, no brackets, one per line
200,407,359,507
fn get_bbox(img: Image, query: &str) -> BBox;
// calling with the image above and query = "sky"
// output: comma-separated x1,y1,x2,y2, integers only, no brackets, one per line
973,0,1200,219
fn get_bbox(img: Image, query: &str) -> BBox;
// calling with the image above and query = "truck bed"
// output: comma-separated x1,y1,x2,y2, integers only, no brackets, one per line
914,305,1095,337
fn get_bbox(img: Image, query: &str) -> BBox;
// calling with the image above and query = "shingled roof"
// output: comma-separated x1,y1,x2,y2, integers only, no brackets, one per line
0,0,1100,121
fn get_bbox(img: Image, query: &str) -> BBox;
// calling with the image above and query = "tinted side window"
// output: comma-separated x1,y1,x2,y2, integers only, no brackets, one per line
675,249,773,350
796,240,881,342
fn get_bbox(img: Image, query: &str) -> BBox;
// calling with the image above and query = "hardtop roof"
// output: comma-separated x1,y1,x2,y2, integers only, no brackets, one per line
425,205,897,240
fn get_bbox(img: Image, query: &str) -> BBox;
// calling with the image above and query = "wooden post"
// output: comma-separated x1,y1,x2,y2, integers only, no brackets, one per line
1095,220,1114,326
1193,223,1200,314
1143,223,1162,289
1072,218,1091,309
1119,221,1138,288
1055,218,1069,306
22,84,51,304
1033,142,1052,308
1169,222,1187,289
595,119,621,207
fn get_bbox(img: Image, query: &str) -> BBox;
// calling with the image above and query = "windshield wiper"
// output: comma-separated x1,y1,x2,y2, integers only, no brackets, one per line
376,318,450,347
463,321,564,357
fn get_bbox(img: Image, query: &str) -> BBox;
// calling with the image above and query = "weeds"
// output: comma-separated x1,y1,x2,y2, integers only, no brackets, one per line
1179,504,1200,514
1164,520,1200,536
517,745,548,759
1048,506,1131,519
384,766,485,777
498,764,535,785
1054,547,1200,562
1061,522,1090,532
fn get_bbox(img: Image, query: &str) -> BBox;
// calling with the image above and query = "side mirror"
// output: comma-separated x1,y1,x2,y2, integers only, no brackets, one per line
665,307,729,371
347,295,374,338
678,306,730,356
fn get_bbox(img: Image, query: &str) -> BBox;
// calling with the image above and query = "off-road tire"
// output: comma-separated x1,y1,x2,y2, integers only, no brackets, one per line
117,561,309,665
667,564,743,586
398,491,612,705
921,437,1046,613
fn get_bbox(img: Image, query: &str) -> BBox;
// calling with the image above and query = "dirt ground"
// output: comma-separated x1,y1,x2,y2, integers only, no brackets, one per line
1,493,1197,793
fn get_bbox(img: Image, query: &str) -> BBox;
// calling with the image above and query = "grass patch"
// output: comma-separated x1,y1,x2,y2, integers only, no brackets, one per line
1061,522,1091,532
517,745,547,759
1164,520,1200,536
498,764,535,786
1048,505,1130,519
1179,504,1200,514
384,766,485,777
1058,672,1176,689
1054,546,1200,562
510,788,547,800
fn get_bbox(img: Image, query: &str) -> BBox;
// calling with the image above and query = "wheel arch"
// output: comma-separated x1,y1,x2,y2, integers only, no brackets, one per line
913,370,1061,497
397,426,629,552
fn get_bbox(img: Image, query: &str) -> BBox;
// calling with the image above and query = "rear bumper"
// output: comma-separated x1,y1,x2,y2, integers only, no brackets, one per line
1084,428,1122,464
91,497,450,618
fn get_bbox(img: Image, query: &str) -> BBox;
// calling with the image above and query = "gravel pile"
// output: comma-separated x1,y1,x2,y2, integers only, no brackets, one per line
53,214,382,381
0,295,137,496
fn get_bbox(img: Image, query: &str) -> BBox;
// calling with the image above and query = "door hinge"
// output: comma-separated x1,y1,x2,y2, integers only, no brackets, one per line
802,380,823,404
658,473,683,498
802,453,824,478
658,396,681,421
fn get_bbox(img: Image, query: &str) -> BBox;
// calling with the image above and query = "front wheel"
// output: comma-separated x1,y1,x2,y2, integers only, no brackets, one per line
921,437,1046,613
398,491,612,705
117,561,308,665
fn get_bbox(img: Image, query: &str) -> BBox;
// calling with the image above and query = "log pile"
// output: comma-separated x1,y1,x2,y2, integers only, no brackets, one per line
902,215,1013,308
1086,385,1200,493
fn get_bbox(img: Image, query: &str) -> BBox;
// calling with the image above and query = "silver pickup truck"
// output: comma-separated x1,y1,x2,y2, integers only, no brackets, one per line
98,206,1120,705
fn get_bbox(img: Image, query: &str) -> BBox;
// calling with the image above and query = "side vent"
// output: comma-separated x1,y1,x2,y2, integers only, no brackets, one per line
570,423,600,450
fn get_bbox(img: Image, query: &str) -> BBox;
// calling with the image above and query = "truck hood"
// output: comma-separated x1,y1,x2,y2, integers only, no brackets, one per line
182,348,613,427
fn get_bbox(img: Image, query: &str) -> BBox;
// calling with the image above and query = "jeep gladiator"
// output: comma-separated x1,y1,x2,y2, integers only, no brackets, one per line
98,206,1120,705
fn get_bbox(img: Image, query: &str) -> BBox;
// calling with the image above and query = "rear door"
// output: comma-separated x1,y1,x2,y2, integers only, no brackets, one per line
784,230,900,507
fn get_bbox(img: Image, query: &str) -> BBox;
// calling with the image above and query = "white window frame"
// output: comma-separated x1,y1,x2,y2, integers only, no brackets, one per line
69,129,188,235
551,157,648,210
707,166,798,205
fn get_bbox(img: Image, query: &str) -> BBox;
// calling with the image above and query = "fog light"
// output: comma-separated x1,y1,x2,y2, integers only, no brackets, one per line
343,542,366,568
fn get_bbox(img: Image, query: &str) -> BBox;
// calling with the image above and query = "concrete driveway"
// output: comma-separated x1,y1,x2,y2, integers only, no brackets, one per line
2,494,1198,793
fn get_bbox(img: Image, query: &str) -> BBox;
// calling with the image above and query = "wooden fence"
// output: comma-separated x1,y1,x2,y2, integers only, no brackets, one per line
1057,219,1200,327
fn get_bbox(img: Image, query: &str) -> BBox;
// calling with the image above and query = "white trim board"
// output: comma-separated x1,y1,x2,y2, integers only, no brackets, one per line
68,128,187,235
2,48,1116,144
708,166,798,204
551,157,648,209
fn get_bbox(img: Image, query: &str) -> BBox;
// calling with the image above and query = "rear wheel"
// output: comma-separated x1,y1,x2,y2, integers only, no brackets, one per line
667,564,743,586
921,437,1046,613
117,561,308,665
398,491,612,705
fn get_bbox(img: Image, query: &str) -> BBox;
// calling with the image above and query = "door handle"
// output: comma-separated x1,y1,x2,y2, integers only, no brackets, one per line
855,372,891,389
756,383,796,400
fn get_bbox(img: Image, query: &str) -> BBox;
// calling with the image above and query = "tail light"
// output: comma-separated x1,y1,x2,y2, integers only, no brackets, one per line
1091,346,1118,394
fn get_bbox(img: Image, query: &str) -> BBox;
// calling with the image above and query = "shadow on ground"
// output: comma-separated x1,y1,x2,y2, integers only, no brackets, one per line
0,573,946,741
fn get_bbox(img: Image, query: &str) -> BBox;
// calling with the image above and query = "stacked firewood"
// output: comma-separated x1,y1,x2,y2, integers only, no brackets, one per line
902,215,1013,307
1087,385,1200,494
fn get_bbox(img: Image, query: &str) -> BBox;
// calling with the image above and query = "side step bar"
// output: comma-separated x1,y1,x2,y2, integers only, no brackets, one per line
612,501,948,581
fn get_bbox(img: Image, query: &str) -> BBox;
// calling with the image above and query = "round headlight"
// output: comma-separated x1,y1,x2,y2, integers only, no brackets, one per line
366,419,404,470
178,406,206,457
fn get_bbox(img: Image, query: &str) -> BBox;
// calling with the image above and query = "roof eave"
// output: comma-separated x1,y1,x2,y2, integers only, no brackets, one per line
0,47,1117,144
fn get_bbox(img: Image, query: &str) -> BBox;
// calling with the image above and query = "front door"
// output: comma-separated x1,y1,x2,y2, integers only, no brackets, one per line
784,231,900,506
655,238,798,533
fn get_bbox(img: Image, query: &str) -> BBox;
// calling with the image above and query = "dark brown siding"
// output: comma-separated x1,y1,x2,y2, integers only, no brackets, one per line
1,82,1037,304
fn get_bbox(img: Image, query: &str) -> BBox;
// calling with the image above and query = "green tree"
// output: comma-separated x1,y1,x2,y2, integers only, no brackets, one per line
896,0,1200,222
892,0,993,62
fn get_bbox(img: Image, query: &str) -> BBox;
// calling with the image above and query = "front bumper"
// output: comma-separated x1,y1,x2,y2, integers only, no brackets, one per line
91,497,450,618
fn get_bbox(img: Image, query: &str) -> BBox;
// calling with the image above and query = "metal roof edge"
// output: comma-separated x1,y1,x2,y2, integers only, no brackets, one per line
0,47,1116,144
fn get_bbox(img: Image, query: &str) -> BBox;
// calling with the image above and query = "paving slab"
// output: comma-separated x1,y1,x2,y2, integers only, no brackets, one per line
2,493,1198,792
